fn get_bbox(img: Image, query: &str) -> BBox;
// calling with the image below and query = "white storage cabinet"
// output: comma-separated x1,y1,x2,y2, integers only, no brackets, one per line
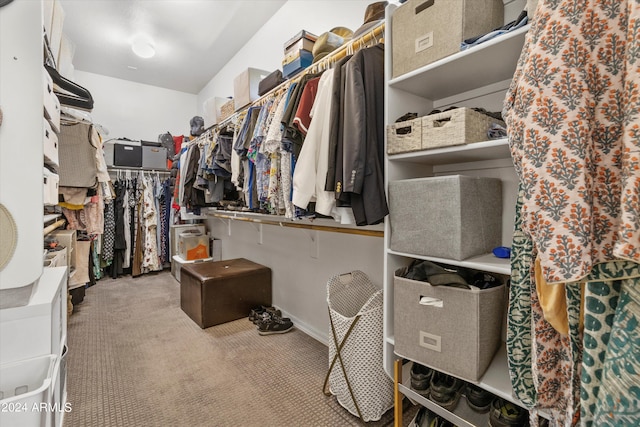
383,2,535,426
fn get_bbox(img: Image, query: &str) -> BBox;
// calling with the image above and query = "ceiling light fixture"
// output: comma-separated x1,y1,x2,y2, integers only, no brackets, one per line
131,34,155,59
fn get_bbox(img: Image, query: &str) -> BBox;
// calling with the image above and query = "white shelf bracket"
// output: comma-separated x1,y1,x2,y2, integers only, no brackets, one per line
212,217,231,236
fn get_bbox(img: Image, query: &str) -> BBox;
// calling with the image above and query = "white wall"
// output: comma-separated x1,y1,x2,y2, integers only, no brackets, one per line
197,0,372,116
207,219,384,344
74,70,198,141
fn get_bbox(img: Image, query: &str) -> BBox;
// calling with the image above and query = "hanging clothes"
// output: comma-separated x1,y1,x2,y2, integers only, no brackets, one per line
504,0,640,284
339,44,387,226
503,1,640,426
292,68,339,217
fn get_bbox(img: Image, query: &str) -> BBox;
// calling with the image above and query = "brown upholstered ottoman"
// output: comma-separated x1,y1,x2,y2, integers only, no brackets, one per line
180,258,272,328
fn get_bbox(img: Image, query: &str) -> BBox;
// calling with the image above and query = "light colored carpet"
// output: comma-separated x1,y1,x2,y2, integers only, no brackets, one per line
64,271,417,427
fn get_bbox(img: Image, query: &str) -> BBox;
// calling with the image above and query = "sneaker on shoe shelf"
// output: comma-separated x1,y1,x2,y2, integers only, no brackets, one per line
409,406,455,427
429,371,464,411
257,314,294,335
410,363,433,396
488,398,528,427
464,383,495,413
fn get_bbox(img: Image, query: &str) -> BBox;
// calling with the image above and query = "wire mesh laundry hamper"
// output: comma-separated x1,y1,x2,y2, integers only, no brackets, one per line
323,270,394,422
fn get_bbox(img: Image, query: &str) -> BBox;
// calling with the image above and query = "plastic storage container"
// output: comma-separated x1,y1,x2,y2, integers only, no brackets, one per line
0,354,57,427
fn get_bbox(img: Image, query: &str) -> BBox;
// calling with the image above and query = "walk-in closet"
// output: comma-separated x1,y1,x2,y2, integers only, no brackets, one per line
0,0,638,426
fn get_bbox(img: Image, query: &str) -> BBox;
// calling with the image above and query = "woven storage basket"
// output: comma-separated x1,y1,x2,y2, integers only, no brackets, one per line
219,99,235,121
422,107,505,150
325,271,393,422
387,117,422,154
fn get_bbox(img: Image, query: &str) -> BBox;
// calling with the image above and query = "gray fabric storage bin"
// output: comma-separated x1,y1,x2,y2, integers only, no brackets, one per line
392,0,504,78
393,268,505,381
142,145,168,170
388,175,502,260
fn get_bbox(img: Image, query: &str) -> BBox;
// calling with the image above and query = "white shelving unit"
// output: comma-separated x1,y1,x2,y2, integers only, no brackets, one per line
383,4,531,426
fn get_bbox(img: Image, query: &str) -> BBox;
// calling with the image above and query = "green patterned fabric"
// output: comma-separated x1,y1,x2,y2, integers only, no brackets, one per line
581,279,622,426
577,263,640,427
507,187,537,408
593,280,640,426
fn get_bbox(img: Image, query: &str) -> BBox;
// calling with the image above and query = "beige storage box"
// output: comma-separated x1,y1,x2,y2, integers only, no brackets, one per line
233,68,270,111
388,175,502,260
422,108,505,150
178,231,210,261
220,98,235,121
394,268,506,381
387,117,422,154
392,0,504,78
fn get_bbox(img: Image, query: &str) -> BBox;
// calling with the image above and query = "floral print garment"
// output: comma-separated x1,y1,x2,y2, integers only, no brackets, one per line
504,0,640,284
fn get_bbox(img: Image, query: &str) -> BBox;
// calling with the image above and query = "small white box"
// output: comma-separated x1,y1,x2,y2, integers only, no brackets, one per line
233,68,270,111
43,167,59,206
43,118,59,168
211,238,222,262
43,69,61,133
0,354,57,427
203,97,229,127
170,225,206,258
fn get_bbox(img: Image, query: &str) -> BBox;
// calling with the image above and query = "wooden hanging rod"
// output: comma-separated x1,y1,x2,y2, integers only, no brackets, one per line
209,212,384,238
44,219,66,236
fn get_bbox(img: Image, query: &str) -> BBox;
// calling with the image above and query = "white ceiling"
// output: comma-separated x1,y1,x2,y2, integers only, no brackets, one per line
58,0,287,94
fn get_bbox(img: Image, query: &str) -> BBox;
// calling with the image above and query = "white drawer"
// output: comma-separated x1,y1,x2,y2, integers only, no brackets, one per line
43,69,61,133
0,267,67,365
43,167,59,206
43,118,59,168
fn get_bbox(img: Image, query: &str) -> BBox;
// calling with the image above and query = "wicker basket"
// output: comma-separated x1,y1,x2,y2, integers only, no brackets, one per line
422,107,505,150
387,117,422,154
219,98,235,121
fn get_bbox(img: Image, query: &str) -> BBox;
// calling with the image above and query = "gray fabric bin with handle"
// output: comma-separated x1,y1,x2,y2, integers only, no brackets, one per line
393,267,506,381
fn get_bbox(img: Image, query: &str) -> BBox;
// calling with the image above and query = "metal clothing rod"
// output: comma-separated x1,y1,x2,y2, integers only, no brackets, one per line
214,21,386,133
107,167,171,175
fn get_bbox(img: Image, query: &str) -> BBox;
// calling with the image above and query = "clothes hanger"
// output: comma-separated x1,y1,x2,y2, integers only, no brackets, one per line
44,64,94,110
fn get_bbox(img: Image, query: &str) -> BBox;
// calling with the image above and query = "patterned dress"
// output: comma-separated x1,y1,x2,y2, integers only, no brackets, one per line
504,1,640,426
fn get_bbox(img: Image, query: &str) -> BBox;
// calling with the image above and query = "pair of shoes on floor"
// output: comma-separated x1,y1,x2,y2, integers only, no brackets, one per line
464,382,495,413
249,306,294,335
429,371,464,411
248,305,280,324
410,363,433,396
409,406,455,427
488,398,528,427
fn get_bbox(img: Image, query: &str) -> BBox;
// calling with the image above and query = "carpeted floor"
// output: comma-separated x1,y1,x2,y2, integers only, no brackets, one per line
64,271,417,427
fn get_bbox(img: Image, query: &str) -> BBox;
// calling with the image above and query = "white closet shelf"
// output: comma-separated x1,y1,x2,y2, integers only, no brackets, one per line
44,214,61,224
388,25,529,100
398,347,552,423
208,210,384,237
387,250,510,276
388,138,511,165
